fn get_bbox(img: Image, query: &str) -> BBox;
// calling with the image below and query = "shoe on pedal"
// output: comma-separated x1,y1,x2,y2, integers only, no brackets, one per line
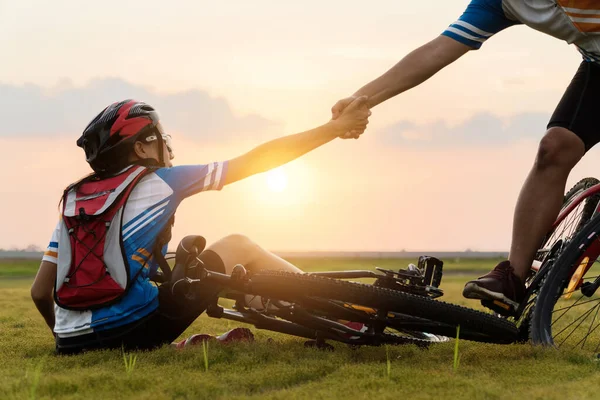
462,261,525,315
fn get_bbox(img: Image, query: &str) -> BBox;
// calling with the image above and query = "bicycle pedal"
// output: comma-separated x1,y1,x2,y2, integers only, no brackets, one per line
481,299,517,317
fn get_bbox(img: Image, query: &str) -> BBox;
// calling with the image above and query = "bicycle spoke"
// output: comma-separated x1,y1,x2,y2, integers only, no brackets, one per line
578,305,600,349
553,297,600,313
582,275,599,281
554,204,582,240
554,213,572,240
561,212,576,236
555,304,599,348
552,295,585,325
550,296,596,336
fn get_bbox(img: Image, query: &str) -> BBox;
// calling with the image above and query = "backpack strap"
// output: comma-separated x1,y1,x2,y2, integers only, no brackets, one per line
152,214,175,282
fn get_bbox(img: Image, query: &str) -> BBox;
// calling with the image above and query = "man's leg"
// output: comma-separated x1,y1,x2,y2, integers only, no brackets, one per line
509,127,585,281
463,128,584,308
464,59,600,311
204,234,302,309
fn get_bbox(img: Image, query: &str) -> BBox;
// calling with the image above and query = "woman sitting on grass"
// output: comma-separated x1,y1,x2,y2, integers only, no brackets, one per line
30,98,370,354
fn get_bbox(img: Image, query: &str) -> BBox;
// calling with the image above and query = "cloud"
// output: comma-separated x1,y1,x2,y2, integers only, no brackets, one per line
0,78,277,140
378,112,550,148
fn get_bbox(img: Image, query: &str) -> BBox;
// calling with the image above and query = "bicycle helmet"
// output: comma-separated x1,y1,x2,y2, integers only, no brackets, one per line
77,100,169,173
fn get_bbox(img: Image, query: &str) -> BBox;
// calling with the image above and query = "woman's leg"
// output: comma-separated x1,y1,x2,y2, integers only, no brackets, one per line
204,234,302,309
205,234,302,274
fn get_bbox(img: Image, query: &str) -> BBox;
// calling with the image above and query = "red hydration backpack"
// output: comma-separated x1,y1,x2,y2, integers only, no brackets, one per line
54,165,153,310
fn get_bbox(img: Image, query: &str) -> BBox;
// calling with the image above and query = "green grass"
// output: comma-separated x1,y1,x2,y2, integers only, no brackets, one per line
0,260,39,278
2,259,600,399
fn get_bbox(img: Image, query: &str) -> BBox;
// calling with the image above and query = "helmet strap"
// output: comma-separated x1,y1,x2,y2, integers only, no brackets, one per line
153,126,166,167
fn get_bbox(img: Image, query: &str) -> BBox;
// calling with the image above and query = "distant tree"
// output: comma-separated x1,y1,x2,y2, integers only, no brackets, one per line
1,244,43,252
25,244,43,252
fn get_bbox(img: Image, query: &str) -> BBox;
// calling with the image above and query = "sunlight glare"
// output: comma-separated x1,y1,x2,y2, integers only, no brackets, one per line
266,169,288,193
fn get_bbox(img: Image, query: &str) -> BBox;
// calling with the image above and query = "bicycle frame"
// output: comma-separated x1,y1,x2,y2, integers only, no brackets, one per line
553,182,600,230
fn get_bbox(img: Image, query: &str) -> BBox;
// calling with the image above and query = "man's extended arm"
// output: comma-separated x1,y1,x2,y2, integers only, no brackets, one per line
332,36,471,122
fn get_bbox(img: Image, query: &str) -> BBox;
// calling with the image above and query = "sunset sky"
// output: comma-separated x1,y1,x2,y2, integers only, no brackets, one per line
2,0,599,252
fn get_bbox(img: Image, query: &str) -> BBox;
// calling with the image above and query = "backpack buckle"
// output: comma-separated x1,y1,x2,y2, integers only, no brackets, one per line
78,207,89,221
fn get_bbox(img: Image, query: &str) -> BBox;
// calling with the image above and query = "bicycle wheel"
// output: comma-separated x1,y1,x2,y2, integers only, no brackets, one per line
249,271,518,344
517,178,600,339
530,213,600,351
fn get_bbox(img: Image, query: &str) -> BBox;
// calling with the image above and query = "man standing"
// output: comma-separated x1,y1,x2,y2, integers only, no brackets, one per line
332,0,600,314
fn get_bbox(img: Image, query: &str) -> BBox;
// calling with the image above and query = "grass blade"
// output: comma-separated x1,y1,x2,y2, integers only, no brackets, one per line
202,340,209,372
453,325,461,372
122,348,137,376
385,345,391,379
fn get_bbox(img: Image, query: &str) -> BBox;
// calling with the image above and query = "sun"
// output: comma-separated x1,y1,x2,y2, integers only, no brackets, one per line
266,169,288,193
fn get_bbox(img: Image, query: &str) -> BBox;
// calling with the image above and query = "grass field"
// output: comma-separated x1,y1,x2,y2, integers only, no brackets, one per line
2,258,600,399
0,260,43,279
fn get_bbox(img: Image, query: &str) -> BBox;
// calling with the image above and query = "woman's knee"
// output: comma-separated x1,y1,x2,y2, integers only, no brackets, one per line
207,234,261,262
534,127,585,171
220,234,258,252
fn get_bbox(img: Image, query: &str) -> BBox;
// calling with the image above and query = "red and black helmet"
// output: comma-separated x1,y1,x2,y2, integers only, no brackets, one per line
77,100,167,173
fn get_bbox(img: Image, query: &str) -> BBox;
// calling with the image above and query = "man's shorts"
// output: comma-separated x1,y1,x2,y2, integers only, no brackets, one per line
549,60,600,152
55,249,226,354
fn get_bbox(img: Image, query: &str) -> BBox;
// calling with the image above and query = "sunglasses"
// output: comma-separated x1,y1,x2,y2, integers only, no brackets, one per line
145,127,174,160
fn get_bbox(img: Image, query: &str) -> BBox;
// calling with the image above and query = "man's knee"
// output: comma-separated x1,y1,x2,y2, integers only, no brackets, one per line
534,127,585,171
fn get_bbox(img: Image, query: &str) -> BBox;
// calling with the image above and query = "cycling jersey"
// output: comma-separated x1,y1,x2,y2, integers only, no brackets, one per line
42,162,228,337
443,0,600,62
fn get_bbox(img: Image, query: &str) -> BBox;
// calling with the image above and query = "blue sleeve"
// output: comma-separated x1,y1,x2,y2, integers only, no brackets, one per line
441,0,520,49
154,162,228,200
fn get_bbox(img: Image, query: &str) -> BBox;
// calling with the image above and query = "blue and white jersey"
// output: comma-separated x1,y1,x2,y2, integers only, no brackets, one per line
442,0,600,63
43,162,228,337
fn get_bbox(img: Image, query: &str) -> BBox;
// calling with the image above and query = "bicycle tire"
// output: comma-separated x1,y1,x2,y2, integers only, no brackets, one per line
530,213,600,348
517,178,600,339
565,178,600,227
249,271,518,343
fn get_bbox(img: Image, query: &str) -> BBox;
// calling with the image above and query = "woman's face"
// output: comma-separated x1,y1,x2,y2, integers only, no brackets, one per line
134,126,174,167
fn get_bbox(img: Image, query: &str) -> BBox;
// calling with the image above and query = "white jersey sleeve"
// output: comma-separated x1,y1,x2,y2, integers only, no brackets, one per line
154,162,228,201
42,221,61,264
